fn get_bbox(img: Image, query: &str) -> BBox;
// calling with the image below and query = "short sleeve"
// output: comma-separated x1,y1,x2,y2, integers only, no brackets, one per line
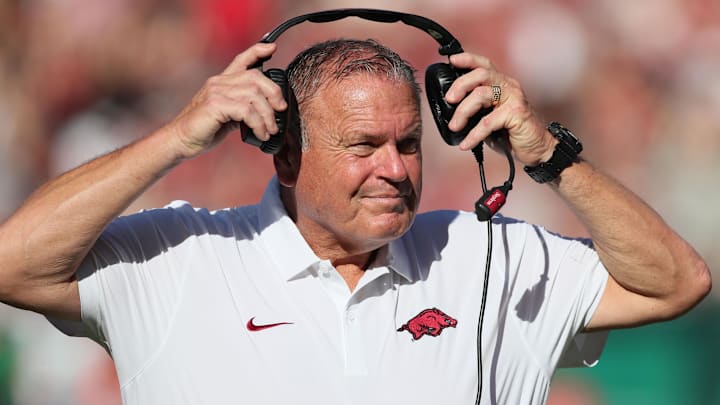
48,202,199,373
504,220,610,370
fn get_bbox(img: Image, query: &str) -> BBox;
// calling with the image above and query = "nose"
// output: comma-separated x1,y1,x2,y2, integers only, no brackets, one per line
376,144,410,183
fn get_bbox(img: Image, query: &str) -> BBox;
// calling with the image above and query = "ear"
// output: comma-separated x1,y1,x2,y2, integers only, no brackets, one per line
273,130,301,187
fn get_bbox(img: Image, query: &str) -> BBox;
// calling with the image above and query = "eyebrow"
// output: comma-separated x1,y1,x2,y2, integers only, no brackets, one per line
407,124,423,138
345,125,421,142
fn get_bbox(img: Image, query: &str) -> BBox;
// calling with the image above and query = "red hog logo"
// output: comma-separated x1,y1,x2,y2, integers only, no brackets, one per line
397,308,457,340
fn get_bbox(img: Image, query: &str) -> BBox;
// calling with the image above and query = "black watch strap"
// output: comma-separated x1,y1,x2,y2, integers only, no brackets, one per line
524,122,582,184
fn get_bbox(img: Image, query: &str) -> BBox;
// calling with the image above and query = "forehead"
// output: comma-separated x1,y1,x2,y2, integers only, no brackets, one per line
303,75,421,135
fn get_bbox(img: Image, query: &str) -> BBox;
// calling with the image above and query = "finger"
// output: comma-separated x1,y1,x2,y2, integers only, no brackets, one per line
445,68,493,104
247,91,281,135
250,69,288,113
223,42,277,75
214,69,287,130
233,100,272,141
449,52,495,71
458,107,507,151
446,53,500,104
447,86,495,132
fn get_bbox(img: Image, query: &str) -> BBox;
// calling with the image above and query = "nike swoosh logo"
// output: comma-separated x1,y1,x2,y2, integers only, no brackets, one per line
246,317,293,332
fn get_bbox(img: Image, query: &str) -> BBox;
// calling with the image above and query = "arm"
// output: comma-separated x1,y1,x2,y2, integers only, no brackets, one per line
444,52,711,330
551,158,710,330
0,43,286,320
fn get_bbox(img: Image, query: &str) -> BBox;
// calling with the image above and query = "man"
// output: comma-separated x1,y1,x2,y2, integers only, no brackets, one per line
0,38,710,404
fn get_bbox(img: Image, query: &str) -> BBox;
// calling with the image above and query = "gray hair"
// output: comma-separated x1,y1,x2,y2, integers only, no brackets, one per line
286,39,421,150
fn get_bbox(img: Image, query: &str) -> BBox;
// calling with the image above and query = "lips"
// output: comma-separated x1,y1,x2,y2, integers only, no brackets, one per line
361,186,411,199
361,188,412,201
365,194,404,199
357,182,417,211
360,193,415,214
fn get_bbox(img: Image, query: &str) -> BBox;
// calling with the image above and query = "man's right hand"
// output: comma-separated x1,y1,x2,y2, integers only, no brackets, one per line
167,42,288,160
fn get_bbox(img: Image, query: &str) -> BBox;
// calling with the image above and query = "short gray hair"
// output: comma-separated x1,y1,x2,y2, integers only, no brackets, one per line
286,39,421,150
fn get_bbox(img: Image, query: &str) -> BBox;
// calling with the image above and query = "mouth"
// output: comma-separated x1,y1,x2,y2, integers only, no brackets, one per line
361,193,414,212
365,194,404,200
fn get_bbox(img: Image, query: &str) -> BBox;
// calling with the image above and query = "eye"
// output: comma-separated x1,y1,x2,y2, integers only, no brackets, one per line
347,142,376,156
398,138,420,154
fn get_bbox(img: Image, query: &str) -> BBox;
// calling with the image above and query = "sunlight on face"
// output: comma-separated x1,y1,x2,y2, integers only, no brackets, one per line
292,75,423,254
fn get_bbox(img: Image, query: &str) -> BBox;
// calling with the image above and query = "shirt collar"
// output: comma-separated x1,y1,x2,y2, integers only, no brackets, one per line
379,239,415,283
257,177,321,281
257,177,419,283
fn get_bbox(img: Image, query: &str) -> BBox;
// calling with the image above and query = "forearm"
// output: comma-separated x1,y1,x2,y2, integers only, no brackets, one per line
0,126,187,311
553,159,711,317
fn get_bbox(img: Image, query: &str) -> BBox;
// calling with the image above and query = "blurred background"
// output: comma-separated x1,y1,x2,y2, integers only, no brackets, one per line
1,0,719,403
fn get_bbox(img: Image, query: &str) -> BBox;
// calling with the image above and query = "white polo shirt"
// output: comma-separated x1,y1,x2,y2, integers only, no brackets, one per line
54,177,608,405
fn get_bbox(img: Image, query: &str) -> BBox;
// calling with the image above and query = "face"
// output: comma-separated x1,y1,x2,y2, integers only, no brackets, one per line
288,76,423,255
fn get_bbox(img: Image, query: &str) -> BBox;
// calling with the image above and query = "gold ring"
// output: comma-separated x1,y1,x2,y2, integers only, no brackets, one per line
491,85,502,106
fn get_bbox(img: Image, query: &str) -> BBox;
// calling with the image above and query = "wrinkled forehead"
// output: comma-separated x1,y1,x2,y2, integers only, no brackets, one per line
300,76,423,147
303,75,421,122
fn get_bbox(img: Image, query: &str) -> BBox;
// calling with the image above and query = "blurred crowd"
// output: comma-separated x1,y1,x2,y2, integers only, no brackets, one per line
1,0,718,404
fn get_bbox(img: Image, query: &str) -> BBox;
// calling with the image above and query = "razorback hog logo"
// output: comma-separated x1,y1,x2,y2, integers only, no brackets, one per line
397,308,457,340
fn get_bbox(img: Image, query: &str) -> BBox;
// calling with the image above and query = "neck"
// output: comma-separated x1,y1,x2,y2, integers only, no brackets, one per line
279,185,380,291
330,249,378,292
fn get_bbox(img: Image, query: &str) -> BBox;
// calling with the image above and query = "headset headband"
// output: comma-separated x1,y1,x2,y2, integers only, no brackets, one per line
260,8,464,56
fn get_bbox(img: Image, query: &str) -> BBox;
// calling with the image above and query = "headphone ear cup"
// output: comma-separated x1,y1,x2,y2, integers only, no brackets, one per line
261,68,290,154
426,63,463,145
425,63,491,146
239,68,290,154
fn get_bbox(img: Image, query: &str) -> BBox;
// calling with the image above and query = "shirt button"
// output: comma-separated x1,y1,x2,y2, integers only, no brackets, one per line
347,311,356,322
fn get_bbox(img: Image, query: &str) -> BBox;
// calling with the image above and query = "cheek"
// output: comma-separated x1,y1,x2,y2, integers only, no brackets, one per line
406,155,423,189
409,154,422,176
331,157,375,193
297,156,366,206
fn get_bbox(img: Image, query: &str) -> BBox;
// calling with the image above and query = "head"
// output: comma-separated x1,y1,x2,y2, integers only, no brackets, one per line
273,39,423,258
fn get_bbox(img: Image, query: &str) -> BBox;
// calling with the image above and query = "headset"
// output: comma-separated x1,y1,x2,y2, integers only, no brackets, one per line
239,8,515,222
240,12,516,401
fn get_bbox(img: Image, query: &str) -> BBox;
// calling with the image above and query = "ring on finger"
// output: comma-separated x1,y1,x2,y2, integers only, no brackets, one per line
491,84,502,106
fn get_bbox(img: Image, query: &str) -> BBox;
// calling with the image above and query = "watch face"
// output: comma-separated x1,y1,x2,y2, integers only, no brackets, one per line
550,122,582,154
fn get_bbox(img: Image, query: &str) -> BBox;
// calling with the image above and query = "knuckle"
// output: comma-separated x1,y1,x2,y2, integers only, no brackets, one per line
237,102,253,116
245,81,262,94
454,102,471,119
471,87,485,99
268,85,284,100
246,68,265,80
478,55,492,68
479,114,494,129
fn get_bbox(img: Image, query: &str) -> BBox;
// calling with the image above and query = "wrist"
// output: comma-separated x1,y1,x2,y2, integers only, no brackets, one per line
161,122,209,162
524,122,583,184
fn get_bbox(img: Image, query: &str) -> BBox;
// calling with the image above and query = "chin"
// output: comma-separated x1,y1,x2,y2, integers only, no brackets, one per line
366,213,414,241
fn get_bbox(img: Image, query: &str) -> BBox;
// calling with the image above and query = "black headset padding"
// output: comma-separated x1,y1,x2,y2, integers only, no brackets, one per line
238,68,289,154
426,63,463,146
425,63,491,146
261,68,290,154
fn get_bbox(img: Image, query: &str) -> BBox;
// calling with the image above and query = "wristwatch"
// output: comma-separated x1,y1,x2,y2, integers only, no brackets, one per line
524,122,583,183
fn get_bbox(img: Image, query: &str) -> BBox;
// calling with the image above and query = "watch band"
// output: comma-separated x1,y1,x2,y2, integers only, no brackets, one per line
524,122,582,184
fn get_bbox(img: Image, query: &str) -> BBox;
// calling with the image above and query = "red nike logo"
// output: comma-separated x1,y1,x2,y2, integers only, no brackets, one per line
246,317,293,332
